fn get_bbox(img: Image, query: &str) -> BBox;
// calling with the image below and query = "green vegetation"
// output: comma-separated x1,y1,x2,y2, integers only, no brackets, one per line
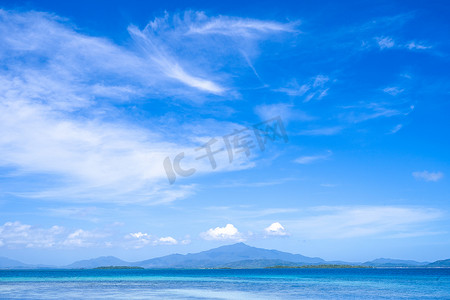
265,264,373,269
93,266,144,270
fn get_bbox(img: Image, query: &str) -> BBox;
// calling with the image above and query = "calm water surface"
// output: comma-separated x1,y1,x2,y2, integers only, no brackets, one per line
1,268,449,299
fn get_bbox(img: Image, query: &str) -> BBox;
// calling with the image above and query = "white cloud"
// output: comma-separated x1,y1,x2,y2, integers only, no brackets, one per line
181,239,191,245
127,12,296,96
406,41,431,50
0,221,63,248
129,232,150,239
412,171,444,182
155,236,178,245
383,86,404,96
62,229,107,247
254,103,312,123
0,10,201,203
128,25,225,95
201,224,244,241
125,232,152,248
274,75,330,102
298,127,343,136
0,221,186,249
264,222,288,236
187,14,297,37
342,102,414,123
2,10,290,204
0,221,107,249
295,151,332,164
321,183,338,188
286,206,443,239
390,124,403,134
126,232,182,248
0,96,198,203
376,36,395,49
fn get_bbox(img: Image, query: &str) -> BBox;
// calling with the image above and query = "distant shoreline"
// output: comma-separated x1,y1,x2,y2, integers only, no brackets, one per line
2,266,450,271
93,266,144,270
264,264,373,269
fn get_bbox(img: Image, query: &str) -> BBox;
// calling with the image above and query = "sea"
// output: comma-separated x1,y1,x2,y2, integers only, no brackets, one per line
0,268,449,299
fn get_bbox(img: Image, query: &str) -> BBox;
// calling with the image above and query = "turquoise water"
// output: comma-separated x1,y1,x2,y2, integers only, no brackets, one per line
1,268,449,299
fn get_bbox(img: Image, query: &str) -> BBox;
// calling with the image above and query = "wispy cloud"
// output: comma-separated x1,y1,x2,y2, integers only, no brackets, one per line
341,102,414,123
128,24,225,95
286,206,443,239
274,75,331,102
203,206,299,220
187,14,297,36
254,103,313,123
295,150,332,164
214,177,297,188
375,36,395,49
63,229,108,247
298,127,343,136
383,86,404,96
406,41,432,50
390,124,403,134
375,37,431,52
0,10,295,204
412,171,444,182
321,183,339,188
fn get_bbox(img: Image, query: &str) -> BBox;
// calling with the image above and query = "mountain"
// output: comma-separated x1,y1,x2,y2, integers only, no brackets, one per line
66,256,131,269
362,258,429,267
427,259,450,267
132,243,324,268
0,256,30,269
1,244,448,269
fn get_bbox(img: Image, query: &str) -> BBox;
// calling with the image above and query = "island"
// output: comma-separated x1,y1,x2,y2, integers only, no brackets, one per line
265,264,373,269
93,266,144,270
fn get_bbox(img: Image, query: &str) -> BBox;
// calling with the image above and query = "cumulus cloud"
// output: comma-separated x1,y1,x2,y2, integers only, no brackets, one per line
125,232,153,248
129,232,151,239
264,222,288,236
155,236,178,245
412,171,444,182
126,232,182,247
0,221,105,249
201,224,244,241
0,221,63,248
0,222,186,249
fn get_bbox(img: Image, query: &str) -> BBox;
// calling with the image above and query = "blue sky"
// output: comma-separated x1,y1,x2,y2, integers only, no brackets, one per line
0,0,449,265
